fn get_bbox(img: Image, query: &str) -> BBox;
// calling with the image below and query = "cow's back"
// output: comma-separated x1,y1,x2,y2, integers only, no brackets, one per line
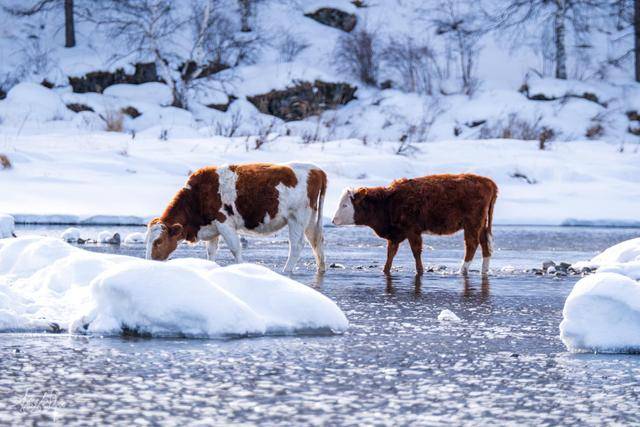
389,174,497,235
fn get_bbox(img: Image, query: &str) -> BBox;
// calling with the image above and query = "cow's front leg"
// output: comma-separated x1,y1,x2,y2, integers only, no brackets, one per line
284,219,306,273
216,222,243,263
383,240,400,275
206,235,219,261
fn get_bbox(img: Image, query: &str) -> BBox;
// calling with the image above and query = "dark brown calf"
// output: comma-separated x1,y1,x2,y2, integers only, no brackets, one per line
332,174,498,275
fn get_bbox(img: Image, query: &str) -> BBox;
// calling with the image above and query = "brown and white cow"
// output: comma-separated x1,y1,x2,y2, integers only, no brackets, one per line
332,174,498,275
146,162,327,273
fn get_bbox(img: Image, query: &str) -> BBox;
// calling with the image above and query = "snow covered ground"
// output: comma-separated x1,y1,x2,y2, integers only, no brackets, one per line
0,236,348,337
561,238,640,353
1,129,639,226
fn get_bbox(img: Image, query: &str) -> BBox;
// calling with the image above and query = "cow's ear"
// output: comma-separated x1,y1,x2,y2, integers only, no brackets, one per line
169,223,184,238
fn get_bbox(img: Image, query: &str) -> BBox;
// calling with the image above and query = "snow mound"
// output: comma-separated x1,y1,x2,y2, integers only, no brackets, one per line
437,309,461,322
560,273,640,353
0,83,71,124
61,227,81,242
0,214,15,238
124,232,145,244
0,236,348,338
561,237,640,353
573,237,640,279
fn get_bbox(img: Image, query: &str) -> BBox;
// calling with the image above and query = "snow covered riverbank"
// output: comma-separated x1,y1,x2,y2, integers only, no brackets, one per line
561,238,640,353
0,236,348,338
2,131,639,227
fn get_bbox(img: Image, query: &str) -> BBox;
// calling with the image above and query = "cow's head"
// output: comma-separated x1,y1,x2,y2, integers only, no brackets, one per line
145,218,184,260
332,188,359,226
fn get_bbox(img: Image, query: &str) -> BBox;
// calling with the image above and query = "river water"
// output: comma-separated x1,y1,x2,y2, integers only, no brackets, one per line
1,225,639,425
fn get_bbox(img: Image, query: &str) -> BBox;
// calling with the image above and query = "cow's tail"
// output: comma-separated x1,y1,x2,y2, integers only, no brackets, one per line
316,169,327,232
486,184,498,238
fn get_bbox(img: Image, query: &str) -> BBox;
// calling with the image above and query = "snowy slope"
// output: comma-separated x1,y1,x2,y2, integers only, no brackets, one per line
1,131,639,226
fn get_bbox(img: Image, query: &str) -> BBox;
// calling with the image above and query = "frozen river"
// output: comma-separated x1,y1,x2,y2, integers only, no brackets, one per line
2,225,640,425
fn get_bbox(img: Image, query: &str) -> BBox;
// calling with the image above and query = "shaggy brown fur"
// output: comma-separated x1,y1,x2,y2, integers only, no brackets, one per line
230,163,298,229
351,174,498,275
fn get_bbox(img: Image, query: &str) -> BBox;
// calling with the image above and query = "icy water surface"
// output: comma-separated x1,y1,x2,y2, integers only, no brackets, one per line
2,225,640,425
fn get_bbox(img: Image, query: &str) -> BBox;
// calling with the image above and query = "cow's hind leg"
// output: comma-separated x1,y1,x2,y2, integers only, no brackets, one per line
206,235,219,261
460,227,480,275
216,222,243,263
479,227,492,275
408,233,424,276
284,218,306,273
383,240,401,275
304,220,326,273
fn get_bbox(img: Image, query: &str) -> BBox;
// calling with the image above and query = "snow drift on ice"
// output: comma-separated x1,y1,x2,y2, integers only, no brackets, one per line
561,237,640,353
0,214,14,238
0,236,348,338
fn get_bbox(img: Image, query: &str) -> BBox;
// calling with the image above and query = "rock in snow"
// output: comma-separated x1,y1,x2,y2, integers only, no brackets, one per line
0,236,348,337
561,238,640,353
0,214,15,238
437,309,461,322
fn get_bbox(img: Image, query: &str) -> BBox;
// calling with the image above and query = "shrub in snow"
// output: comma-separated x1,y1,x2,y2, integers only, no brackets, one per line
0,214,15,238
0,154,11,170
0,236,348,337
278,32,310,62
61,227,81,243
382,36,440,95
0,83,70,124
100,110,124,132
334,27,380,86
562,238,640,353
478,114,555,148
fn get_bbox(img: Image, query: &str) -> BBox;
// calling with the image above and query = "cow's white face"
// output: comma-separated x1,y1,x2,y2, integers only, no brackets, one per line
332,189,355,226
145,218,183,260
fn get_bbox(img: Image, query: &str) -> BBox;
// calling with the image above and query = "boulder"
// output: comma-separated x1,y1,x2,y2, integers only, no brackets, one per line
304,8,357,32
247,80,357,121
69,62,159,93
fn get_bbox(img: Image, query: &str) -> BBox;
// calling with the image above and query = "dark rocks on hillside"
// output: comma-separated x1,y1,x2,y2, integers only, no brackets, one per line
66,103,94,113
69,62,159,93
121,106,141,118
207,95,237,112
179,60,230,81
519,84,606,107
304,8,357,32
0,88,5,100
247,80,357,121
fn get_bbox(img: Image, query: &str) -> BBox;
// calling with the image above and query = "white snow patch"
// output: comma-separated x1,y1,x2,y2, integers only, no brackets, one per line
562,237,640,353
437,309,461,322
0,83,71,124
103,83,173,106
0,236,348,337
0,214,15,238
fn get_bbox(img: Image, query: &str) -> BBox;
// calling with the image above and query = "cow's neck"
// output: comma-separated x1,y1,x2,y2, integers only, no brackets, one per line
355,189,392,239
161,187,202,242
